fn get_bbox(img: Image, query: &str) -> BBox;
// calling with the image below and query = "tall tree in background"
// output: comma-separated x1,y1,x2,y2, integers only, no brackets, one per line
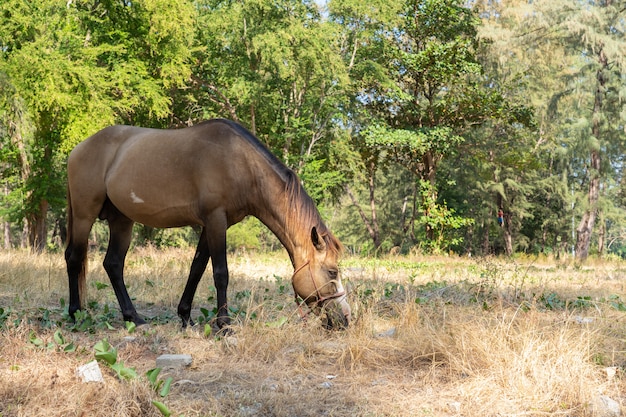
192,0,354,202
455,0,543,256
331,0,531,252
0,0,196,250
562,1,626,260
327,0,400,250
480,0,626,260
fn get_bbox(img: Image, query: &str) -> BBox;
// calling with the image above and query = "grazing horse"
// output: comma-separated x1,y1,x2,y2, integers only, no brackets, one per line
64,119,351,329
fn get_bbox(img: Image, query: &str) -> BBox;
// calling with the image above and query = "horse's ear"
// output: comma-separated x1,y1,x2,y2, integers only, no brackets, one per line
311,227,326,251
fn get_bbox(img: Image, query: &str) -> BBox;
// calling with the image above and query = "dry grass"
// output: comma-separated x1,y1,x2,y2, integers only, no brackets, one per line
0,248,625,416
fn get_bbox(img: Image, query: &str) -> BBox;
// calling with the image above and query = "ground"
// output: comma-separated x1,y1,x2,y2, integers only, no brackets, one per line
0,248,625,416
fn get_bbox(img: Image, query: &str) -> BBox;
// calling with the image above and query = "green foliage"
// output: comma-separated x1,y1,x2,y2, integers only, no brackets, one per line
133,225,198,249
226,217,263,253
146,368,173,398
125,321,137,334
151,401,172,417
193,0,351,194
0,307,11,328
0,0,196,249
606,295,626,312
299,158,346,204
0,0,625,255
415,180,474,253
94,338,138,380
28,329,76,352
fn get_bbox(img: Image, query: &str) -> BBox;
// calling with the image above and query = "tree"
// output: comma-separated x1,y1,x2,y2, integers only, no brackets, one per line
331,0,530,252
476,0,626,259
0,0,196,250
191,0,354,202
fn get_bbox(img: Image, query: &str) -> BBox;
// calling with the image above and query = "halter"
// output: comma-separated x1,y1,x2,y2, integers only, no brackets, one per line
291,260,346,318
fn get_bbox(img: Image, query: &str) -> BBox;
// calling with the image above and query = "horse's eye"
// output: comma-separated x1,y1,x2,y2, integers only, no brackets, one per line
328,269,338,280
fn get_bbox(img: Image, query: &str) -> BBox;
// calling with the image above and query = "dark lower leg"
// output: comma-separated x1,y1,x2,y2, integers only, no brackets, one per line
103,213,145,325
103,248,145,324
65,242,86,320
178,231,210,327
213,266,230,328
204,213,230,330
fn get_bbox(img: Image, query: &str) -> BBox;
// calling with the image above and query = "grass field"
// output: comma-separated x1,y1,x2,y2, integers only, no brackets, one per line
0,248,624,416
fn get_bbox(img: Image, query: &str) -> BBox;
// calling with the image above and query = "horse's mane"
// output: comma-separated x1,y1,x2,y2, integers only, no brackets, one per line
210,119,343,257
282,169,344,257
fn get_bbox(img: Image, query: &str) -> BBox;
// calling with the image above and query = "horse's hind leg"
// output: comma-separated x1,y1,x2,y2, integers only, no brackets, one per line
177,228,210,327
101,201,146,325
65,217,94,320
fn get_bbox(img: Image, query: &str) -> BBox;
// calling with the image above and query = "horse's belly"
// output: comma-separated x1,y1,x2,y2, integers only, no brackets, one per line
107,188,202,228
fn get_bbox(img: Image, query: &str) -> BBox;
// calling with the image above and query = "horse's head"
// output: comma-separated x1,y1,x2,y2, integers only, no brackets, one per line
292,227,351,329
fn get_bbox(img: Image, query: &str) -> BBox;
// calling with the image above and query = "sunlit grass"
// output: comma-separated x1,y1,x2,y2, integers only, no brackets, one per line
0,249,624,416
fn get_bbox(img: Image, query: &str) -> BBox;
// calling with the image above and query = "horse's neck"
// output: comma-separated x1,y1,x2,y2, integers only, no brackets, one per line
252,176,308,269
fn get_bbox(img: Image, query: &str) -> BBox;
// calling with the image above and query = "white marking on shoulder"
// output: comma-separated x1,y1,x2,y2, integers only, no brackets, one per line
130,191,145,204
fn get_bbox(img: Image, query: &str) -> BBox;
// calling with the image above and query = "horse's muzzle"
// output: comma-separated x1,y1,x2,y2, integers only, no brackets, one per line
322,293,351,330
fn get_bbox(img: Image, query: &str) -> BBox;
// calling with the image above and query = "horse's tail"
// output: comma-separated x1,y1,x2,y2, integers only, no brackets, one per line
65,186,87,309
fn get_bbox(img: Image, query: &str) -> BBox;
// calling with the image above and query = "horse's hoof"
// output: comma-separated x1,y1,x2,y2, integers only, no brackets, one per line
180,318,195,329
216,325,234,338
125,315,148,327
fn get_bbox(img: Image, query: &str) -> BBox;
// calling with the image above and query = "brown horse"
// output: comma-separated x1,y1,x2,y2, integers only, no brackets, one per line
64,119,350,330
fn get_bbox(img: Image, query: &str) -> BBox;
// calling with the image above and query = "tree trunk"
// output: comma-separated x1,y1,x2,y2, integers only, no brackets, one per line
3,221,10,249
420,151,439,242
481,220,490,255
366,161,381,248
493,157,512,256
28,199,49,253
345,160,381,250
503,211,513,256
2,184,11,249
575,47,607,261
597,213,605,257
575,169,599,260
21,222,29,249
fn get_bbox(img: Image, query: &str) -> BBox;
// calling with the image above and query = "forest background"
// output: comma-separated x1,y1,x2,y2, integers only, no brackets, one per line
1,0,625,260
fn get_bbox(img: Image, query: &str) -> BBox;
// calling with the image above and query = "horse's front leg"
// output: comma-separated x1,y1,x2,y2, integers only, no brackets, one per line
177,229,210,327
212,255,230,330
205,213,230,330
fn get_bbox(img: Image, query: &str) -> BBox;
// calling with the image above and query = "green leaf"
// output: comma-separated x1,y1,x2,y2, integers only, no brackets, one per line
203,323,212,338
94,339,117,365
53,330,65,345
265,317,288,328
111,362,138,380
146,368,173,397
152,401,172,417
29,331,43,347
146,368,162,387
125,321,136,334
95,350,117,366
159,377,173,398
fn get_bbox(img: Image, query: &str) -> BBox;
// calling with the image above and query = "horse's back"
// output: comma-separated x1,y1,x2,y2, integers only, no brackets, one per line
68,120,259,228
